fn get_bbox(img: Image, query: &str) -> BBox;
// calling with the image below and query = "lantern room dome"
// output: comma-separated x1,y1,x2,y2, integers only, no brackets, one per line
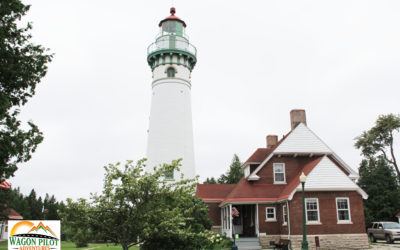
159,7,186,28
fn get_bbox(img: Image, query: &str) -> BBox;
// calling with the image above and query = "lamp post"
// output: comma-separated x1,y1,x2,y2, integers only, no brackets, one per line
300,172,309,250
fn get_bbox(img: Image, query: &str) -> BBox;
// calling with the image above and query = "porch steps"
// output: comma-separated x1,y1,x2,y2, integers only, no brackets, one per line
234,237,262,250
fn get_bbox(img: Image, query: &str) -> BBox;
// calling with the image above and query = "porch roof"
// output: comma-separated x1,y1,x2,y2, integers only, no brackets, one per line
196,184,236,202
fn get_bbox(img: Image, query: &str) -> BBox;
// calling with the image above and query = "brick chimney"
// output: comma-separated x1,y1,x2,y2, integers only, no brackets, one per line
290,109,307,130
266,135,278,148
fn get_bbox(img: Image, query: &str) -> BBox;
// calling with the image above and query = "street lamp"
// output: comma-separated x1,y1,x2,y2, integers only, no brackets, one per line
300,172,309,250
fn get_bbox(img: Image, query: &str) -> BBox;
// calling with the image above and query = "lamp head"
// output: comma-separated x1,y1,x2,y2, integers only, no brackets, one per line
299,172,307,183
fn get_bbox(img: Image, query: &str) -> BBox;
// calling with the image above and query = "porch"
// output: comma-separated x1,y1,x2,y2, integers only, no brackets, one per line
221,204,259,238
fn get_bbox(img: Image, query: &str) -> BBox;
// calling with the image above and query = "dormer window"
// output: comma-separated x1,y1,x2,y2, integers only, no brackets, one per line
273,163,286,184
167,67,175,77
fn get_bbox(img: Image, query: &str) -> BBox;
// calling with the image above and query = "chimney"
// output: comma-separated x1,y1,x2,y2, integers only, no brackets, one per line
266,135,278,148
290,109,307,130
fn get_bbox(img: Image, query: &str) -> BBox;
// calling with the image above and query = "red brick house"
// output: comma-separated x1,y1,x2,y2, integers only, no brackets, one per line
196,110,369,249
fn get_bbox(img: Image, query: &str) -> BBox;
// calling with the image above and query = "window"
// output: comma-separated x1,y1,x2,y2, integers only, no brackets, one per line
164,170,174,180
273,163,285,183
336,197,351,222
266,207,276,221
282,205,288,225
167,67,175,77
306,198,320,223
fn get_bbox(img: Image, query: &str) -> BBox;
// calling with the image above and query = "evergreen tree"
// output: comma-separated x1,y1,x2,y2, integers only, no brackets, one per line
218,154,244,184
203,177,217,184
203,154,244,184
357,157,400,226
27,189,43,219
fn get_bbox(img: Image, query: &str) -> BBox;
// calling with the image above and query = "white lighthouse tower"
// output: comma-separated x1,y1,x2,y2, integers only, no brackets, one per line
146,8,197,181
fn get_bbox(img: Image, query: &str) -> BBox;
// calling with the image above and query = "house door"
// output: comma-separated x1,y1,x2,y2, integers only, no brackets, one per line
231,205,256,237
242,205,256,237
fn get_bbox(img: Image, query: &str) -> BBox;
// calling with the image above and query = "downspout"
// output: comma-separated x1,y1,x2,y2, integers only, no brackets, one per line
287,200,291,240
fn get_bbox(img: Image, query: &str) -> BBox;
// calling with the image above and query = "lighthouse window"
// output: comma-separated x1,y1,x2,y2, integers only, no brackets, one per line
165,170,174,180
167,67,175,77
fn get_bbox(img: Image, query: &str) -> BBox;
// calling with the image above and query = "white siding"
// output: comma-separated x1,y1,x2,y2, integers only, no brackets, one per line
274,123,332,154
146,64,195,181
292,156,367,199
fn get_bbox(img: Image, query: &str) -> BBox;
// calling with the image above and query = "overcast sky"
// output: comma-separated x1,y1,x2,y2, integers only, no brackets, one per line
11,0,400,201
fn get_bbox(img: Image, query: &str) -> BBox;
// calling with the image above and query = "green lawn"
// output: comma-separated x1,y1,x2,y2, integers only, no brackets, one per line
0,240,6,250
0,240,139,250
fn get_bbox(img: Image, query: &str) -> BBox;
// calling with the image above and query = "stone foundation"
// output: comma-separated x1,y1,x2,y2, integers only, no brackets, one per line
259,233,369,249
259,233,281,248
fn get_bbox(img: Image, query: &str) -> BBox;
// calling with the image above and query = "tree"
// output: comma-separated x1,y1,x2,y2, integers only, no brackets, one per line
27,189,43,219
355,114,400,225
355,114,400,181
0,0,53,181
357,157,400,226
203,177,217,184
60,159,213,250
59,198,92,247
204,154,244,184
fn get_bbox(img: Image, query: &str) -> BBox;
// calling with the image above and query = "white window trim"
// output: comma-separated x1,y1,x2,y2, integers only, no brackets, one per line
265,207,276,222
282,204,287,225
273,163,286,184
305,198,320,224
336,197,352,224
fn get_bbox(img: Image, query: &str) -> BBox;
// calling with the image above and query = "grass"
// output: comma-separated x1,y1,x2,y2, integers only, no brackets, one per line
0,240,6,250
0,240,139,250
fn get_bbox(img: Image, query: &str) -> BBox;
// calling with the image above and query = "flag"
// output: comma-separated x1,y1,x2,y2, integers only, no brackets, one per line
0,180,11,189
231,206,239,217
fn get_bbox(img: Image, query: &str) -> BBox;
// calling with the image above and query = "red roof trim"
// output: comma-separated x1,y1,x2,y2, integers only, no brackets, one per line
159,7,187,27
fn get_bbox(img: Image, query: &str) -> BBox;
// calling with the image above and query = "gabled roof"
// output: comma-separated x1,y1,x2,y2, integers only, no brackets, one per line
7,208,23,219
288,156,368,199
242,132,290,169
196,156,324,206
274,123,332,154
219,156,324,206
244,148,273,164
249,123,358,179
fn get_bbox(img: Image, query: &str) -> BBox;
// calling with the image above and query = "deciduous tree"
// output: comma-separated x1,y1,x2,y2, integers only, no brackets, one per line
355,114,400,181
61,159,213,250
0,0,53,181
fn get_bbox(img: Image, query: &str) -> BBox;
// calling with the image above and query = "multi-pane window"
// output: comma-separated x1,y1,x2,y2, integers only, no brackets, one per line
167,67,175,77
273,163,285,183
282,205,288,225
306,198,320,223
266,207,276,221
336,198,351,222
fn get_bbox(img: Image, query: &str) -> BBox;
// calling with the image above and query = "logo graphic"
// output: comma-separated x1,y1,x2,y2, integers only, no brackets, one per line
8,220,60,250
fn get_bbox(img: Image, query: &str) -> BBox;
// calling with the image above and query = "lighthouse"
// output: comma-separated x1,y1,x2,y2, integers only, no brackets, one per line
146,8,197,181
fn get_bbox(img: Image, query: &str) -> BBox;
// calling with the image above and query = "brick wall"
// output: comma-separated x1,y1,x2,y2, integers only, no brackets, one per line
255,156,321,184
206,202,221,226
289,191,366,235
